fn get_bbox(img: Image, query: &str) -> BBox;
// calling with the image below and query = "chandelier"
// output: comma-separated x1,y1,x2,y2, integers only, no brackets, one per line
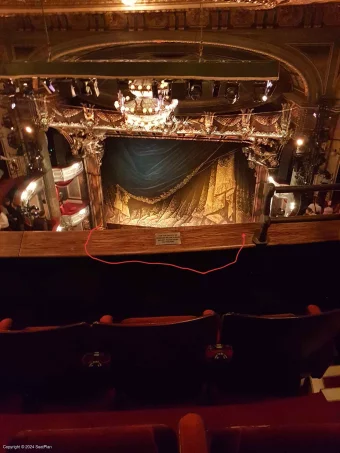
114,80,178,131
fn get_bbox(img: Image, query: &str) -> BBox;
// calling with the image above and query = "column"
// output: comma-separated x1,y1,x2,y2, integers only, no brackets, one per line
36,129,61,223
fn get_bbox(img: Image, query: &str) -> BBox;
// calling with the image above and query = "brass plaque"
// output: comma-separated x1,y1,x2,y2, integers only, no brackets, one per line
155,232,181,245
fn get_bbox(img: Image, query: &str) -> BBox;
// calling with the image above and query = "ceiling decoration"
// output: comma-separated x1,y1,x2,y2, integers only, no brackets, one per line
0,0,337,14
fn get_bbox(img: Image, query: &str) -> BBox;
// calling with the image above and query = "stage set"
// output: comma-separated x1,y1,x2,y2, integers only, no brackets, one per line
0,89,293,235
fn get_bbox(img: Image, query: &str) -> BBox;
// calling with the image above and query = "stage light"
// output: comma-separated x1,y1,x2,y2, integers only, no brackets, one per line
225,83,239,104
93,78,100,97
21,190,28,202
146,85,151,90
25,126,33,134
262,95,268,102
11,102,16,109
296,138,304,147
189,81,202,100
27,181,37,192
122,0,136,5
313,112,317,118
43,79,55,94
71,80,77,98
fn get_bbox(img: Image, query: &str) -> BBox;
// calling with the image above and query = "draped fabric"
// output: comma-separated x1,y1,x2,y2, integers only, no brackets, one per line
103,138,255,228
102,138,230,202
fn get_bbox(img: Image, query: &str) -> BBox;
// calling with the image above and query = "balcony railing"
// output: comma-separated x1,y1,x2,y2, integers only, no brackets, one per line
52,161,83,184
253,183,340,245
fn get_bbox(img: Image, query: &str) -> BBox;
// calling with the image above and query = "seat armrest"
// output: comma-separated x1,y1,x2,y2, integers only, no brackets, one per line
179,413,208,453
307,305,322,315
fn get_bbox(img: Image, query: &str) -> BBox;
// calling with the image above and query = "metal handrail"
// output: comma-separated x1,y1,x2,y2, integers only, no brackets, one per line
253,182,340,245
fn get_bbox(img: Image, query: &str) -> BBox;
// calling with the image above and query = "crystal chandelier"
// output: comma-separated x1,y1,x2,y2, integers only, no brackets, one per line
114,80,178,131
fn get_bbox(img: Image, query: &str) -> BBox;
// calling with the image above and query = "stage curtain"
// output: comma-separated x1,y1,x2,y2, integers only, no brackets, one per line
102,138,233,203
104,140,255,227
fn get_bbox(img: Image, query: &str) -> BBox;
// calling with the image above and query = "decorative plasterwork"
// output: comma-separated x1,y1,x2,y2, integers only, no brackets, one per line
3,5,340,32
47,103,291,143
52,160,84,182
1,0,339,15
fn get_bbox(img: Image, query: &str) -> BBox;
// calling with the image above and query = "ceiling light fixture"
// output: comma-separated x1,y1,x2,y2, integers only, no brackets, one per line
122,0,136,5
115,79,178,132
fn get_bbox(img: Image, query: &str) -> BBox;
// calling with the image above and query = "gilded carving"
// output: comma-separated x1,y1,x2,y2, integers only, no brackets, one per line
145,12,168,29
186,10,209,28
322,4,340,26
66,13,89,30
277,6,304,27
230,9,255,28
104,12,127,29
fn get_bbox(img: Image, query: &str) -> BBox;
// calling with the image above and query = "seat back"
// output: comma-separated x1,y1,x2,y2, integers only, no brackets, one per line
0,323,91,386
210,424,340,453
11,425,178,453
93,314,218,397
221,310,340,378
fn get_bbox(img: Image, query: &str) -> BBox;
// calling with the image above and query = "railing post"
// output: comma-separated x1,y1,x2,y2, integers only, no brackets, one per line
253,182,275,245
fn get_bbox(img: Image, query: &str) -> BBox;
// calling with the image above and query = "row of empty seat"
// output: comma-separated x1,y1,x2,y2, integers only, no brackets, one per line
10,413,340,453
1,306,340,398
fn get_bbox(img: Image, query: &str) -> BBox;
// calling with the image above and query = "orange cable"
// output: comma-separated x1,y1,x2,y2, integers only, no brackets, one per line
84,226,246,275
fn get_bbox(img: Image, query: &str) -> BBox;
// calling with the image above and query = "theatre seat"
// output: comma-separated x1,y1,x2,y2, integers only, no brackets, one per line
0,318,13,330
220,308,340,392
94,311,219,400
179,414,340,453
209,424,340,453
11,424,178,453
0,322,91,389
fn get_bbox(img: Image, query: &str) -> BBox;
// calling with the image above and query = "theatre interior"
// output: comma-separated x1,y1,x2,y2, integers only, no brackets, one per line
1,0,340,450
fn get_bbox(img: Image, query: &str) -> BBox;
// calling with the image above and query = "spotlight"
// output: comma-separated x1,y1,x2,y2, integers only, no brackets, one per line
11,102,16,109
189,81,202,100
261,95,268,102
253,82,267,103
93,78,100,97
70,80,77,98
225,83,239,104
43,79,55,94
25,126,33,134
296,138,304,147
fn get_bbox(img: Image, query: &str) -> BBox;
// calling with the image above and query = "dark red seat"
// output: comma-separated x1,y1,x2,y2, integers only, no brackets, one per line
93,311,219,400
11,424,178,453
179,413,340,453
220,307,340,393
209,424,340,453
0,321,91,389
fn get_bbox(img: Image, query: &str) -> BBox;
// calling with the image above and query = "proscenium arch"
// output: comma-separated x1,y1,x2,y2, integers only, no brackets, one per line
30,31,322,104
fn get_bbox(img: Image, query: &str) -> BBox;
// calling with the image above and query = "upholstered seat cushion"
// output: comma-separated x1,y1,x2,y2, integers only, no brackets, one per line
12,425,178,453
210,424,340,453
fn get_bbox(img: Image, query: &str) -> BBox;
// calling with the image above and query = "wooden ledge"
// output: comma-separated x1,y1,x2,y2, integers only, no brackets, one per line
0,221,339,258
